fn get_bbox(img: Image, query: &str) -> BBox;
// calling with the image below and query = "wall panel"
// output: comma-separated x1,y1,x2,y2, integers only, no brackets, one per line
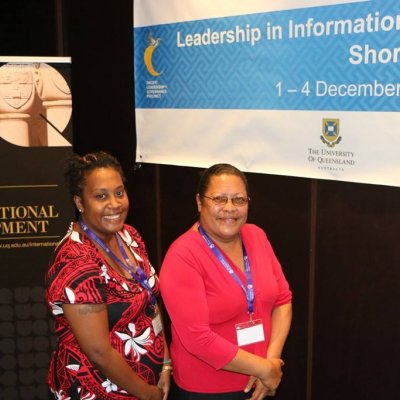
313,181,400,399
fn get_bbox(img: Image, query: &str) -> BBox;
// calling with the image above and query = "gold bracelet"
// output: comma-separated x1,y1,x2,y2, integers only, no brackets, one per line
161,365,173,373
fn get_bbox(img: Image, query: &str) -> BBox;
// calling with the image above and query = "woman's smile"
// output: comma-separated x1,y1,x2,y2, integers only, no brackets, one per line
74,167,129,242
197,174,248,245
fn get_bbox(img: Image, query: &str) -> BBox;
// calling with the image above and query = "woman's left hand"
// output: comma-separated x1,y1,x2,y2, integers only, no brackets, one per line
157,370,171,400
245,376,276,399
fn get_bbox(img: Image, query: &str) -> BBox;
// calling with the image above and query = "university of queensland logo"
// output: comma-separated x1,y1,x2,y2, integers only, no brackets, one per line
144,33,162,77
321,118,342,147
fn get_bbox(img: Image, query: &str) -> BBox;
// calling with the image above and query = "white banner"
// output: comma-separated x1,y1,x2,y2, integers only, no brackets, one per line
134,0,400,187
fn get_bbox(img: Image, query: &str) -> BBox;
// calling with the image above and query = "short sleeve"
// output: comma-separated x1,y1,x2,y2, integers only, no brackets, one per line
46,238,107,308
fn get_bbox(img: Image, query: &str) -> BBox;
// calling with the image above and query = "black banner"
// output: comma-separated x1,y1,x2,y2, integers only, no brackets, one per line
0,58,74,400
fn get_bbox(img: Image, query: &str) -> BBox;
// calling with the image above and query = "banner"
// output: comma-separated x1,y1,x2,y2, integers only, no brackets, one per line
134,0,400,187
0,56,74,400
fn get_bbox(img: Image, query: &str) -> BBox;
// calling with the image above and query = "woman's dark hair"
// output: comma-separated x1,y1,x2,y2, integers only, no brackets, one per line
197,163,249,197
64,151,126,197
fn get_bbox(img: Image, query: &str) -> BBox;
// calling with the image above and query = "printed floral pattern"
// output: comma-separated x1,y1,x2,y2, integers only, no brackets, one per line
46,224,164,399
116,323,153,360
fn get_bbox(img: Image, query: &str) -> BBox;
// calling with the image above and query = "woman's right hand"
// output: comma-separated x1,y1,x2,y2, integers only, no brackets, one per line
258,358,284,394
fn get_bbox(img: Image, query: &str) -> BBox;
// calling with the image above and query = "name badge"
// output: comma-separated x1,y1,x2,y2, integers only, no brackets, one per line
235,318,265,346
152,312,163,336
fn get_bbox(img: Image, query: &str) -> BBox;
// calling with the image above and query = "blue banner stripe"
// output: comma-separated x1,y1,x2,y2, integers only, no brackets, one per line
134,0,400,111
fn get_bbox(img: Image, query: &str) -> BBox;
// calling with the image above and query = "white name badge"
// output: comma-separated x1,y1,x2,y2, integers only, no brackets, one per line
152,313,163,336
235,318,265,346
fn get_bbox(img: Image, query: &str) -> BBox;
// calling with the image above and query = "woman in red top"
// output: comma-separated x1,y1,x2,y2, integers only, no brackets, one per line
160,163,292,399
46,151,171,400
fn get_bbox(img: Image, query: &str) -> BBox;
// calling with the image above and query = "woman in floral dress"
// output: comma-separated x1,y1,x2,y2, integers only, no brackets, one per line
46,151,170,400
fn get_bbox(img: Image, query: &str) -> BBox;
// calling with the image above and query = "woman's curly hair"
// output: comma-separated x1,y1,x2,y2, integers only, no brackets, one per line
64,151,126,197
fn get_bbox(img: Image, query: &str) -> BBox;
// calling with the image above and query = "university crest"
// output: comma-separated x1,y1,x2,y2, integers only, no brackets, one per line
321,118,342,147
0,64,34,109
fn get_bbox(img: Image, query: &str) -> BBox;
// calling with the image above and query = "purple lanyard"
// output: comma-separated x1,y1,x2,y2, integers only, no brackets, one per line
198,224,255,314
79,219,156,307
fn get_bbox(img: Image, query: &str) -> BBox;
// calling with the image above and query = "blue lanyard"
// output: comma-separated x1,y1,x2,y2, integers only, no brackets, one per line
79,219,156,307
198,224,255,315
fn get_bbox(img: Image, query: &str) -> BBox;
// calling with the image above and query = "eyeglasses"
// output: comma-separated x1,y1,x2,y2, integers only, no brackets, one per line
200,194,250,207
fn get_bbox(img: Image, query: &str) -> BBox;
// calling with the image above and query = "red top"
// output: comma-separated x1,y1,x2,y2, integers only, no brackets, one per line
46,223,164,399
160,224,292,393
